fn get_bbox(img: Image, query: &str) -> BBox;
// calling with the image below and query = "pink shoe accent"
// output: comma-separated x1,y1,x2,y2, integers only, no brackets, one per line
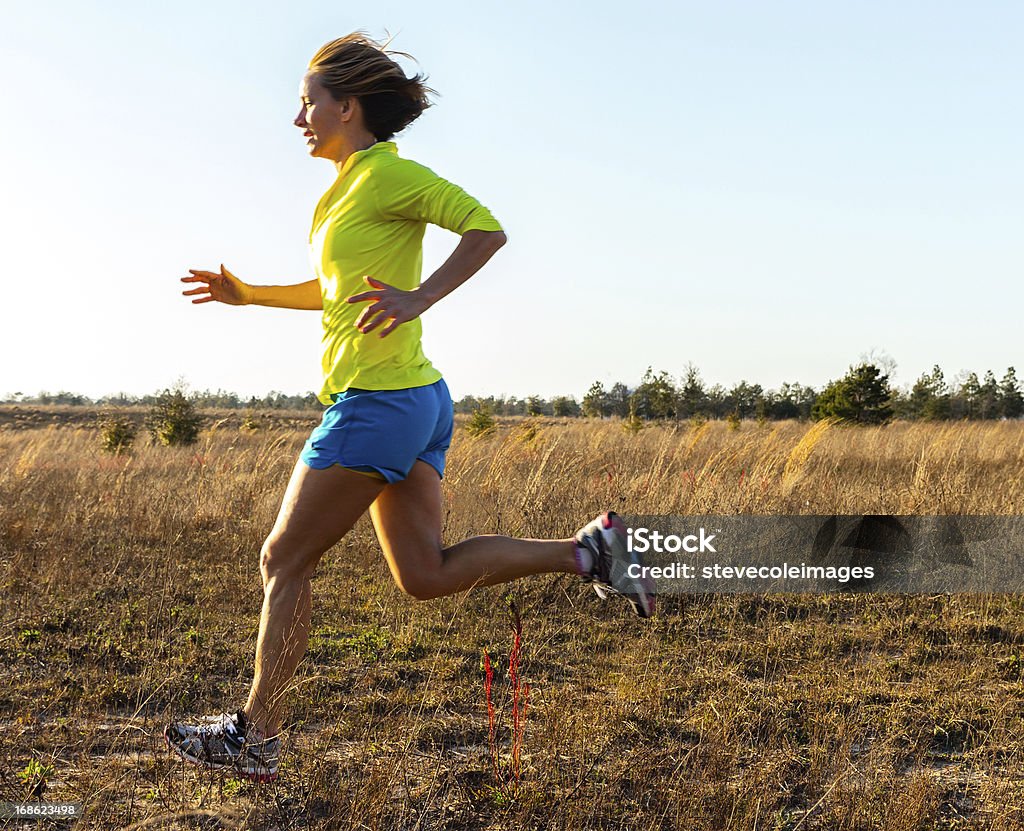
572,542,593,577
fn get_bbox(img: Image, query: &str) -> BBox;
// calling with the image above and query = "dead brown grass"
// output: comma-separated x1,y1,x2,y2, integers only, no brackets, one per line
1,414,1023,829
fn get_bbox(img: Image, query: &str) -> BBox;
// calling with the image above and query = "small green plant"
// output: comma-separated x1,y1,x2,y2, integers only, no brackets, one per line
622,396,644,434
484,785,513,807
98,412,136,453
18,759,54,798
755,398,769,426
726,410,741,431
309,625,392,662
147,386,201,446
19,628,41,644
465,403,496,437
340,627,391,660
240,411,261,432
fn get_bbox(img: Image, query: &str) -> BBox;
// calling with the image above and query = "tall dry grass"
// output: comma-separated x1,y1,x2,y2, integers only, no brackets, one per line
1,415,1024,829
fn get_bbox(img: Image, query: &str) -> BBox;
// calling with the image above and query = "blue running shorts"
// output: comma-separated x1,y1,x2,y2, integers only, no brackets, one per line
299,377,454,484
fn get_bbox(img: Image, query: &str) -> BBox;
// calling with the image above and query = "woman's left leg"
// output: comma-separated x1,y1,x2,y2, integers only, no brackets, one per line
369,460,578,600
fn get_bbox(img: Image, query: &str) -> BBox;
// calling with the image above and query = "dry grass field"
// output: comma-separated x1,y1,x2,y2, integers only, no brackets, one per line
2,408,1024,830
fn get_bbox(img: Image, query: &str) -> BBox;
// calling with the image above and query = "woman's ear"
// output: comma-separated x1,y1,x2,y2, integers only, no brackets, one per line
339,96,360,123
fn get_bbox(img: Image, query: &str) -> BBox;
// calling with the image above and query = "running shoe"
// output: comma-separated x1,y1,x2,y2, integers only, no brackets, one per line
164,709,280,782
574,511,656,618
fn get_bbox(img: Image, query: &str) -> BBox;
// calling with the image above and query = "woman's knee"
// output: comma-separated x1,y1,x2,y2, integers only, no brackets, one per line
260,535,320,585
388,554,445,601
382,537,447,600
393,572,441,601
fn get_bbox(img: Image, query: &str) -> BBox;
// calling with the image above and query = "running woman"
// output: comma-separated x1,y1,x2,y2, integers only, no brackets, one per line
164,32,655,782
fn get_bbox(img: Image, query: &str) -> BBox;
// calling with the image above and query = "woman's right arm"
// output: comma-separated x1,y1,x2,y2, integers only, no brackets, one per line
181,265,323,310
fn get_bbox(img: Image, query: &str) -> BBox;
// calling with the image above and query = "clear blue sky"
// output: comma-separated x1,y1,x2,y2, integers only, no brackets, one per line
1,1,1021,402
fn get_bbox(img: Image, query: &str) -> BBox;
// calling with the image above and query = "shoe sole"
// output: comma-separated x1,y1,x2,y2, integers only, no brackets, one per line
597,512,656,619
163,730,279,783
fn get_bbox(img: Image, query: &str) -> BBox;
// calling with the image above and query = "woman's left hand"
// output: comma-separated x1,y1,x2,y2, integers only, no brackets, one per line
346,276,431,337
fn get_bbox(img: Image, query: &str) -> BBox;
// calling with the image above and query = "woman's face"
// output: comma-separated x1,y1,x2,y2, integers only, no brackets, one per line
294,73,349,160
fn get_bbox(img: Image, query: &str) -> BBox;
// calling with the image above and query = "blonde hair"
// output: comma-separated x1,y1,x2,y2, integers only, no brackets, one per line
308,31,437,141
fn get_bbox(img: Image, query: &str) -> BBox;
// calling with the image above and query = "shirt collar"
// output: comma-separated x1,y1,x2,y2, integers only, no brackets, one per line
338,141,397,178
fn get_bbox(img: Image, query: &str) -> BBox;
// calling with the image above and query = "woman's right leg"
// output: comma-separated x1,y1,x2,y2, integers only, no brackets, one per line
243,458,386,738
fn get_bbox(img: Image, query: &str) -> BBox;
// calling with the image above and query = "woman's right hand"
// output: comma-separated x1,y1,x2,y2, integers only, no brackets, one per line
181,264,254,306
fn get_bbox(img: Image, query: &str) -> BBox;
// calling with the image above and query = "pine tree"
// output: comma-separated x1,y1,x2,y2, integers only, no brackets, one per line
552,396,580,417
980,370,1000,419
1000,367,1023,419
958,372,982,419
582,381,608,418
608,383,632,418
678,363,707,419
811,363,892,424
906,365,950,420
634,367,676,419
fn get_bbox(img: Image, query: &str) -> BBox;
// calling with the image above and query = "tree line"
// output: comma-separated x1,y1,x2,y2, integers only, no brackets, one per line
3,362,1022,424
453,363,1024,424
1,389,322,410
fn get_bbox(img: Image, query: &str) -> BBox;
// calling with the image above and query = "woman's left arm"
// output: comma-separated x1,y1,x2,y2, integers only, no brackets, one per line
418,229,507,307
347,229,507,336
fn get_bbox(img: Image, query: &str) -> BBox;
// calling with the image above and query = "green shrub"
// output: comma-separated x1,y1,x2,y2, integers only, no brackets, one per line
240,411,261,432
147,387,201,446
466,404,496,437
98,413,136,453
622,396,644,434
